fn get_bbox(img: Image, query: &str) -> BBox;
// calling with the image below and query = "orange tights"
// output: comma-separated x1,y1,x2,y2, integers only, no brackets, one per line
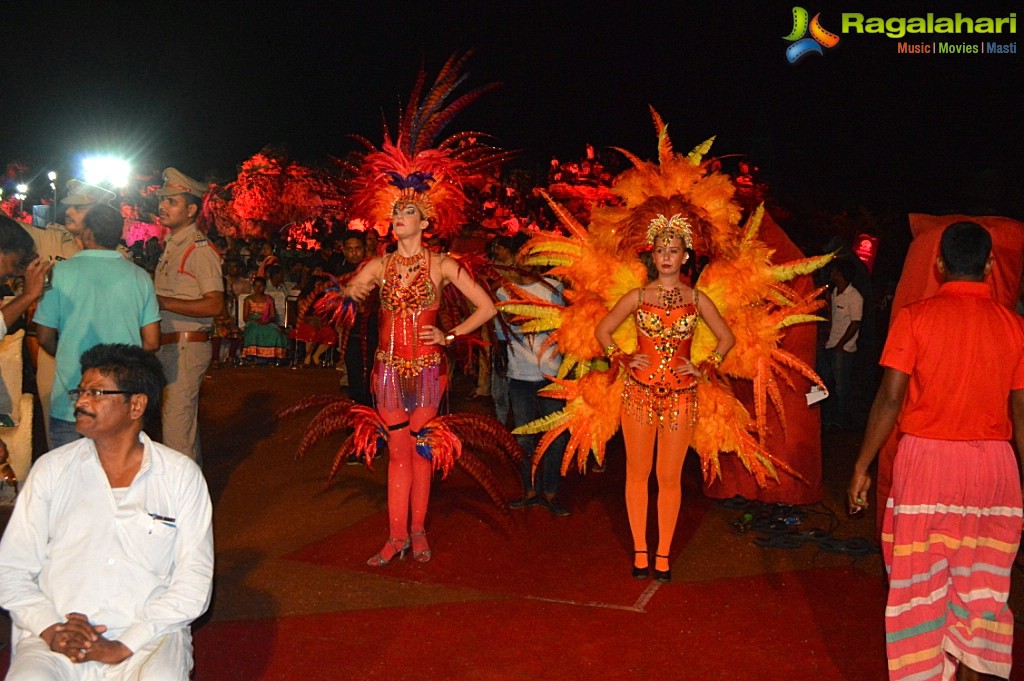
620,405,694,572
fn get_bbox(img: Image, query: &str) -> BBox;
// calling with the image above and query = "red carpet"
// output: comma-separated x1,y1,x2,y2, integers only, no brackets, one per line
194,567,891,681
285,456,712,606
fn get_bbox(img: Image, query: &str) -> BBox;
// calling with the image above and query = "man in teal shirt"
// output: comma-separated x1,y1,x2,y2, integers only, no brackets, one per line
34,204,161,447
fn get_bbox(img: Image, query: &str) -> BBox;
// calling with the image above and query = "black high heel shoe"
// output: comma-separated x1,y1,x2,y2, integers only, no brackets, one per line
653,554,671,582
632,550,650,580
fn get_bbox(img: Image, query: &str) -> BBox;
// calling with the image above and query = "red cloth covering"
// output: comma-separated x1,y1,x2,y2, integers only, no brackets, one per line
706,211,823,504
875,214,1024,529
883,282,1024,441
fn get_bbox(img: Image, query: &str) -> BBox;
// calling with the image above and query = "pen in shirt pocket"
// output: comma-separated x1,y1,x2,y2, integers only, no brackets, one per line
148,512,177,528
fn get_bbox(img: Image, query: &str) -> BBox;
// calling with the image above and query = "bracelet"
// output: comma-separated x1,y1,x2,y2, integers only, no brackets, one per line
604,343,619,357
707,350,724,368
445,332,458,346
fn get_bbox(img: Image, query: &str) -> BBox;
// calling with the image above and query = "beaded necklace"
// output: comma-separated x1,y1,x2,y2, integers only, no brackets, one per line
380,250,436,313
392,250,424,269
657,283,689,310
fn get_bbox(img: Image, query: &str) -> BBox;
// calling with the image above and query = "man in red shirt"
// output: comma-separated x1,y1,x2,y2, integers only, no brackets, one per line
848,222,1024,681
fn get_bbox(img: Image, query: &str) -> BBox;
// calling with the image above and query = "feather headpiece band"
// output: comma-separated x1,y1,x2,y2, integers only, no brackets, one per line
646,213,694,249
389,171,436,220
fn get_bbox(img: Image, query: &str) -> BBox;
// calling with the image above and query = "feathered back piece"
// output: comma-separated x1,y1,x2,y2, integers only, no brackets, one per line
502,108,832,486
345,52,516,239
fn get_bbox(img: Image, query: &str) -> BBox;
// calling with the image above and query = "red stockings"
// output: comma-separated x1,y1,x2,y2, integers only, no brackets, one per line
377,404,437,543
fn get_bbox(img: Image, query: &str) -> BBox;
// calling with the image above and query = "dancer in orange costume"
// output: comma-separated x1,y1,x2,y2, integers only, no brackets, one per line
344,198,496,567
596,214,734,581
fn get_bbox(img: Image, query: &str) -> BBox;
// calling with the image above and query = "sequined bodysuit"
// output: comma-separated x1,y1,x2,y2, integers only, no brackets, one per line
373,251,445,411
622,289,699,429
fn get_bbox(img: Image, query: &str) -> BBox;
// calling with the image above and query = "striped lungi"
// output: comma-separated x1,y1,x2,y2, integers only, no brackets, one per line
883,435,1023,680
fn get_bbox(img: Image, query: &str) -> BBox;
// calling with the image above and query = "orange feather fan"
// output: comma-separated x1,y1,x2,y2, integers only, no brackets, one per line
500,110,830,487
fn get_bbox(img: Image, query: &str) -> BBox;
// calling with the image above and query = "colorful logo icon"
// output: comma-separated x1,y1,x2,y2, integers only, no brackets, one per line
783,7,840,63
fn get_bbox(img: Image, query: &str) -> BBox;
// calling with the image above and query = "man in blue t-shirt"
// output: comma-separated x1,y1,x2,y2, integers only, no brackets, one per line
34,205,161,448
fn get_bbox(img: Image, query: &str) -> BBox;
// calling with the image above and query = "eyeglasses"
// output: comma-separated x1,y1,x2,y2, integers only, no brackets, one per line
68,388,134,400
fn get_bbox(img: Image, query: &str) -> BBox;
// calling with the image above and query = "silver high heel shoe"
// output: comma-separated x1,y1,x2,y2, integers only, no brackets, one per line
366,538,410,567
410,531,431,563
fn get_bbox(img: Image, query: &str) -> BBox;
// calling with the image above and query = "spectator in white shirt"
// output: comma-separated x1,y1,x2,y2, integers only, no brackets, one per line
0,343,213,681
820,259,863,430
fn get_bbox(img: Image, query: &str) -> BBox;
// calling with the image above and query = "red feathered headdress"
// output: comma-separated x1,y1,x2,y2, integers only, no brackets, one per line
344,53,516,239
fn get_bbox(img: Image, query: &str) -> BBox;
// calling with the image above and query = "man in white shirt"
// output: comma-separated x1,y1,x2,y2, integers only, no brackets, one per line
821,259,863,430
0,343,214,680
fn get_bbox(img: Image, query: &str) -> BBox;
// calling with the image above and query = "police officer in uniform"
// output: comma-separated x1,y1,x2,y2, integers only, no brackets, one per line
154,168,223,464
21,179,113,262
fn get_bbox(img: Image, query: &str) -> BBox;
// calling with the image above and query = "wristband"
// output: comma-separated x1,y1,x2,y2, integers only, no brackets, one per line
445,333,457,346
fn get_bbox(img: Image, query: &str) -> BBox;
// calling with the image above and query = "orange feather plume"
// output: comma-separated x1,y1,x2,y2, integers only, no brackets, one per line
501,111,830,488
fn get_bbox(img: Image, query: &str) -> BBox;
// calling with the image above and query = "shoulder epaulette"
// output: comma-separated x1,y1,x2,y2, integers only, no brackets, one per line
178,237,222,278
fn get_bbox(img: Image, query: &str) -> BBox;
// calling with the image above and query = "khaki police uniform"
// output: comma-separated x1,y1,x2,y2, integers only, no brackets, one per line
154,169,222,463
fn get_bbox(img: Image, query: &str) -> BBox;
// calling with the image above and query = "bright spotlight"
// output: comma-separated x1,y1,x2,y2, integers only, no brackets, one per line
16,184,28,193
47,171,57,181
82,156,131,188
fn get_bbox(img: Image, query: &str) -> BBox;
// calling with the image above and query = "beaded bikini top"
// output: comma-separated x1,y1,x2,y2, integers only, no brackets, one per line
635,288,698,341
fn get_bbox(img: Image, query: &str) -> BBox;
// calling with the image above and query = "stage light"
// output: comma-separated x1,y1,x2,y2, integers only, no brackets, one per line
47,171,57,182
82,156,130,187
15,184,28,194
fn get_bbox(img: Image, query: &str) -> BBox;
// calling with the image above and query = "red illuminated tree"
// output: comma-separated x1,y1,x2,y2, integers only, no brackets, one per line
205,147,346,239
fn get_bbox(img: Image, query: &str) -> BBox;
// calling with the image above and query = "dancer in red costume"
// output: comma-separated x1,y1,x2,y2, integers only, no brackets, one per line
296,54,516,565
344,198,496,566
595,214,734,582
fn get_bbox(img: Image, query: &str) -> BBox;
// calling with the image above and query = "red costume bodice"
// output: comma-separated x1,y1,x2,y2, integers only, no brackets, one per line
373,251,446,411
377,251,441,363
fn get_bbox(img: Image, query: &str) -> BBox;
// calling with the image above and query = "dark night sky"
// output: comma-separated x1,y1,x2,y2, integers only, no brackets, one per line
2,0,1021,215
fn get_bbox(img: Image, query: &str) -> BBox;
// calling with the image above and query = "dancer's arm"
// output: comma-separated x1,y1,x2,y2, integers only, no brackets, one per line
596,289,640,354
344,257,382,302
421,256,496,345
695,292,735,358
